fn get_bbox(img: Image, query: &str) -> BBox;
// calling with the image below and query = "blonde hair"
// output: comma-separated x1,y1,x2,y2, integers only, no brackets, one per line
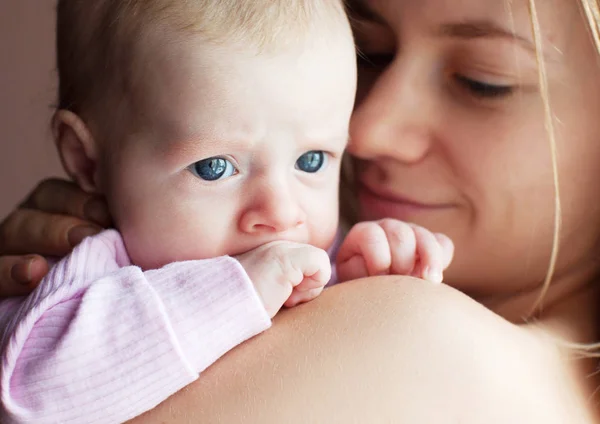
56,0,346,115
525,0,600,360
528,0,600,318
526,0,562,316
571,0,600,357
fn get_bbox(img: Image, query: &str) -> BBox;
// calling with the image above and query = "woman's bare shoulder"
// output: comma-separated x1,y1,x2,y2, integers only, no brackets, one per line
130,277,588,423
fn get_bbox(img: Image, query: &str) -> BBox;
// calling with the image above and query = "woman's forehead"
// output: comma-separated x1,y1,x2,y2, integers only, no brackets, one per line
348,0,565,25
348,0,529,18
348,0,576,49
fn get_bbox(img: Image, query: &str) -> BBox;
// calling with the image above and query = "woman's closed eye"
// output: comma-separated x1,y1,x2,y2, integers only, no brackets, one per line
189,157,238,181
357,51,515,101
295,151,328,173
453,74,515,99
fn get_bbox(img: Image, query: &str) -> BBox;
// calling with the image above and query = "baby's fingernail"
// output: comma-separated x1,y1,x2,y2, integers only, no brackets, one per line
308,287,323,297
68,225,101,247
424,267,443,284
11,256,36,285
84,197,111,225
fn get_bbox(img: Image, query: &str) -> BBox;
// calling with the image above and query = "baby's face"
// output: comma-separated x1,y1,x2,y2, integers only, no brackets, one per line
99,29,357,269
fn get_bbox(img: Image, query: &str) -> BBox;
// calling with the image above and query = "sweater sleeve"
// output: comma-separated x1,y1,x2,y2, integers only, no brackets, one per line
0,230,271,424
326,227,345,287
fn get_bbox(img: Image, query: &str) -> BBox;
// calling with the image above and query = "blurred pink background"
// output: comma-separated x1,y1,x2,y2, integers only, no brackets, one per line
0,1,64,218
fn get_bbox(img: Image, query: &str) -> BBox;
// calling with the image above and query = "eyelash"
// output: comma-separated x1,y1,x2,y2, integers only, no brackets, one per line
357,53,515,100
453,74,514,99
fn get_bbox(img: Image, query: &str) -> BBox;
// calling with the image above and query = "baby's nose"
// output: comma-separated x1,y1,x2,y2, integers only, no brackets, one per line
239,184,306,234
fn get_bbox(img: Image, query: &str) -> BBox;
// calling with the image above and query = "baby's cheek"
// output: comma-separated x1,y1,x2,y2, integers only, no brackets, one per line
116,215,193,269
121,230,173,270
309,202,340,251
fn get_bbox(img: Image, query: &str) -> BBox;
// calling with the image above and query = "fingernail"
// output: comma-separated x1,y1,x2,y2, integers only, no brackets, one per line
11,256,36,285
84,197,111,225
68,225,101,247
424,267,443,284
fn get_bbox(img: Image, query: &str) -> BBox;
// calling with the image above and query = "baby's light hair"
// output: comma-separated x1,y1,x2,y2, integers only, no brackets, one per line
56,0,347,115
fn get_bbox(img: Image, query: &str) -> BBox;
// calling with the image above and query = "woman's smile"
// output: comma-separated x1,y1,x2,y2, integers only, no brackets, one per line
357,178,457,222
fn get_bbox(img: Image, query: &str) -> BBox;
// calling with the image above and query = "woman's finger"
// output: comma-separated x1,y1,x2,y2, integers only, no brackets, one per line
0,255,49,297
21,178,111,226
0,208,102,256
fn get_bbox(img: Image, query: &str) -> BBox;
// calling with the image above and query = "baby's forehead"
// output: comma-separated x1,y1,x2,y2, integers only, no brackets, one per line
117,2,356,108
57,0,351,118
142,64,351,165
150,91,350,155
130,35,355,140
115,0,350,60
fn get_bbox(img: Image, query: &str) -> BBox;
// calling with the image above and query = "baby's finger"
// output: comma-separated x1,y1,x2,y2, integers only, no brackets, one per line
378,219,418,275
336,255,369,282
410,225,444,284
337,223,391,276
284,287,323,308
434,233,455,269
410,260,424,281
294,270,330,292
21,178,111,227
288,245,331,288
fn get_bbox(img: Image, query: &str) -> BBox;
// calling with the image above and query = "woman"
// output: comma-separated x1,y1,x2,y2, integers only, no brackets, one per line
2,0,600,421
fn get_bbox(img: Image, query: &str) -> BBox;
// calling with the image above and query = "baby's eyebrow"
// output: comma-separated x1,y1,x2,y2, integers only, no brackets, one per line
304,132,350,149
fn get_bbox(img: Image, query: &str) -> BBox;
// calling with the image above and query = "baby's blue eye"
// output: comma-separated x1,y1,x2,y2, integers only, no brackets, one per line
189,157,237,181
295,151,327,173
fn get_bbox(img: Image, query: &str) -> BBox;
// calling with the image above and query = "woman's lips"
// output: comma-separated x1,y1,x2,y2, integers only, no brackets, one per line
357,182,455,221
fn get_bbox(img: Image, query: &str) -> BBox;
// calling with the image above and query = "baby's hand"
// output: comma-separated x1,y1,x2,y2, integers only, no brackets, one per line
235,241,331,318
336,219,454,284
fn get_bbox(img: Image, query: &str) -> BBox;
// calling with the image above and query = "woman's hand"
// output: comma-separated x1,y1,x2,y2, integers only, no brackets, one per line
0,179,111,296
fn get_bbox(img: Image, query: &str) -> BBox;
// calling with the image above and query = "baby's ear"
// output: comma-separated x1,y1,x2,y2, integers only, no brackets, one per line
52,110,101,193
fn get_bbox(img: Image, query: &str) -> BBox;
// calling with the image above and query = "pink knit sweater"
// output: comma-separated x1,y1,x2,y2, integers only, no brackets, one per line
0,230,273,423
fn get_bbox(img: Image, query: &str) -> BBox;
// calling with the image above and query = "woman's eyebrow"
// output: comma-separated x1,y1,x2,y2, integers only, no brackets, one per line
437,20,536,53
346,0,386,24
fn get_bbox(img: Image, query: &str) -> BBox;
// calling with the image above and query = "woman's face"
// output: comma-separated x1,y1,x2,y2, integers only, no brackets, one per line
349,0,600,296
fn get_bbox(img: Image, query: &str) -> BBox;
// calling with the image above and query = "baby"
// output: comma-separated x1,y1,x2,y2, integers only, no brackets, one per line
0,1,453,423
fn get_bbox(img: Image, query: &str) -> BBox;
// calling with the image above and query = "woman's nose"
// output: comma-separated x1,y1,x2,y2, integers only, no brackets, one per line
239,182,306,234
348,59,437,164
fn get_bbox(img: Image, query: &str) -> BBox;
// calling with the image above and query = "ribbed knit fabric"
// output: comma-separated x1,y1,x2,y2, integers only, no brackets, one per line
0,230,271,424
